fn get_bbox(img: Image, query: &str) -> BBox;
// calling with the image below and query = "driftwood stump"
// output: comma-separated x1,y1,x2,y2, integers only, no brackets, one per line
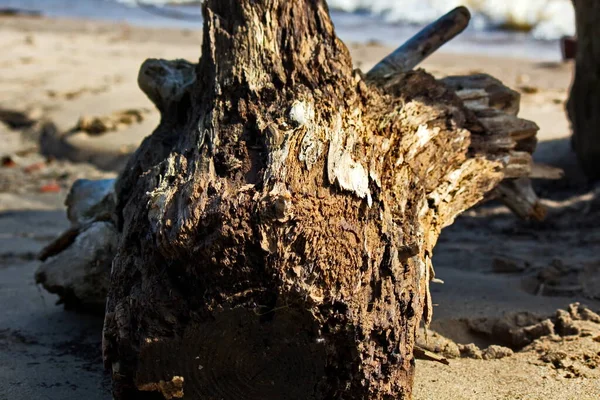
33,2,545,399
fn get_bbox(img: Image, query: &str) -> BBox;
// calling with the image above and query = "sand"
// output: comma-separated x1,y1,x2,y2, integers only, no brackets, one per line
1,14,600,400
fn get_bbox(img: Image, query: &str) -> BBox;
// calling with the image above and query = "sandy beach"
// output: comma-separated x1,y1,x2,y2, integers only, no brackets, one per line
1,14,600,400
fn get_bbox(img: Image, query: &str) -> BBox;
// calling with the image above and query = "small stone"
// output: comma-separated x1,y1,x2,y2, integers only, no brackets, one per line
540,350,568,368
77,116,111,135
511,319,555,347
555,309,581,336
0,108,36,129
577,306,600,323
518,85,539,94
458,343,482,359
40,182,61,193
482,345,514,360
580,330,594,338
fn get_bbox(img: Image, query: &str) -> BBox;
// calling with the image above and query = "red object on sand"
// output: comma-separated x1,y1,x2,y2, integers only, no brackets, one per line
24,162,46,173
561,36,577,61
40,182,61,193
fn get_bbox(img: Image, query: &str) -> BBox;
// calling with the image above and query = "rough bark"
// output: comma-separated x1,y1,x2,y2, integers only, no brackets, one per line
568,0,600,180
36,2,540,399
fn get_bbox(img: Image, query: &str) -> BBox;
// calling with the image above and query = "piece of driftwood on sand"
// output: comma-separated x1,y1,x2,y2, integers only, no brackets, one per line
35,3,552,399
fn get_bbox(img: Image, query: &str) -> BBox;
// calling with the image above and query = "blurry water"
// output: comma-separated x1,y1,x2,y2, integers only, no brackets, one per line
326,0,574,40
0,0,563,61
0,0,202,27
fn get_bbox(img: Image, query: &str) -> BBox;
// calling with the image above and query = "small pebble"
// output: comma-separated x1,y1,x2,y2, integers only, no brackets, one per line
40,182,61,193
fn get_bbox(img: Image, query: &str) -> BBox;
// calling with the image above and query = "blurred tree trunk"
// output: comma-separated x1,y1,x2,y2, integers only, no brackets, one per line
568,0,600,180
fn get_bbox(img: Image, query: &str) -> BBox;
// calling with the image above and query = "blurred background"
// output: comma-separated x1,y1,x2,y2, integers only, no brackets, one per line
0,0,574,58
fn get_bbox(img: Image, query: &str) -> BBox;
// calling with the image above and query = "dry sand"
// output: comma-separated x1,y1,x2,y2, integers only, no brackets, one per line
1,15,599,400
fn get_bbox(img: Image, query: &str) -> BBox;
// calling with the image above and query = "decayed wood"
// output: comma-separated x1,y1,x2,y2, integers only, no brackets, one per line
35,18,551,314
368,7,471,79
97,2,540,399
34,58,197,312
443,74,564,185
442,73,553,220
442,73,521,116
369,16,549,221
567,0,600,180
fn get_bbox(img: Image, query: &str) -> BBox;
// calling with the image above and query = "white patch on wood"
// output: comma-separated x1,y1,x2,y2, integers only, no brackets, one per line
407,124,441,160
146,156,178,231
299,129,324,171
289,100,314,127
334,152,372,205
369,169,381,188
327,114,372,206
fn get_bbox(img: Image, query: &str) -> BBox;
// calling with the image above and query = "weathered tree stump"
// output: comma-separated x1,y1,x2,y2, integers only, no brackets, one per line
94,2,541,399
568,0,600,180
31,2,551,399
